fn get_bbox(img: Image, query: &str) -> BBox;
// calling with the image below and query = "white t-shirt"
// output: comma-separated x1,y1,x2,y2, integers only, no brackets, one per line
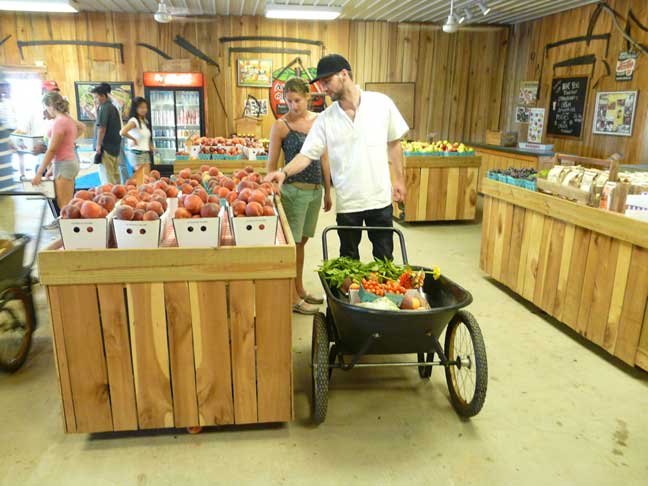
125,117,151,151
300,89,409,213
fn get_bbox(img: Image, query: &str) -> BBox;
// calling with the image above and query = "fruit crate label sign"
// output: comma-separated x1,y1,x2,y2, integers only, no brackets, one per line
270,65,325,119
616,51,638,81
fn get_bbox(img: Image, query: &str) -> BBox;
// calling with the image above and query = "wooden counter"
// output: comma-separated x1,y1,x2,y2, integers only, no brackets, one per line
474,146,553,191
480,179,648,371
391,155,480,222
39,204,296,434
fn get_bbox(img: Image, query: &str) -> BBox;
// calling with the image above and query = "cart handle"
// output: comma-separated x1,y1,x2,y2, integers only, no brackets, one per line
321,225,408,264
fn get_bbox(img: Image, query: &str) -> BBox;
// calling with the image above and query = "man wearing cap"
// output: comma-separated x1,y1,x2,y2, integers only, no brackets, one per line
92,82,122,184
265,54,408,261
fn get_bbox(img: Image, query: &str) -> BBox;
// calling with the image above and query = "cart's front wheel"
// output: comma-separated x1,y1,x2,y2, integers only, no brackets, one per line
444,310,487,417
0,286,35,373
311,313,330,425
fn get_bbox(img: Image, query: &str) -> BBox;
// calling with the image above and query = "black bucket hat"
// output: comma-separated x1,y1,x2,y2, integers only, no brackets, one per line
310,54,352,84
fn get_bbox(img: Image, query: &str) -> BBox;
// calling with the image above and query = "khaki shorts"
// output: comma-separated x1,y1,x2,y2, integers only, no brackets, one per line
53,160,79,180
280,183,322,242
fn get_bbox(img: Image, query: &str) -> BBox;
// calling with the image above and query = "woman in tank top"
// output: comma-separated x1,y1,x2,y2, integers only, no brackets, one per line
121,97,153,183
267,77,332,315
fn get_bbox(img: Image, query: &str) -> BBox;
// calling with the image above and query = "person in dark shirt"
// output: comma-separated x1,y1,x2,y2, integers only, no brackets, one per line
92,83,122,184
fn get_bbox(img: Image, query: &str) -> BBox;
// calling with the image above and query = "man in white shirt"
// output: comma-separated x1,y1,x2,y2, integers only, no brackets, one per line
265,54,408,261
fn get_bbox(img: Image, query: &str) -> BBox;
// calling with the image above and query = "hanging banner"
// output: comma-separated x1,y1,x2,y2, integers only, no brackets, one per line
528,108,545,143
270,58,326,119
615,51,638,81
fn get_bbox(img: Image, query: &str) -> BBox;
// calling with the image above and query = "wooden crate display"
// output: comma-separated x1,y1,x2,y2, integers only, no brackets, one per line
174,159,268,174
47,277,293,433
480,179,648,371
475,147,552,191
392,156,480,222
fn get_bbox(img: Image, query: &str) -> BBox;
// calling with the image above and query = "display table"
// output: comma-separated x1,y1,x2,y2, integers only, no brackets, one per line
480,179,648,371
471,143,553,191
174,159,267,173
391,155,480,222
38,204,296,434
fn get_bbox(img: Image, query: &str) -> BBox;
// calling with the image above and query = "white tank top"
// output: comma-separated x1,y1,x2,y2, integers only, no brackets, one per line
126,117,151,151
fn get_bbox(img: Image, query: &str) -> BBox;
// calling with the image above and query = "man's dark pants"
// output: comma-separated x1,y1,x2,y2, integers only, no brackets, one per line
336,204,393,260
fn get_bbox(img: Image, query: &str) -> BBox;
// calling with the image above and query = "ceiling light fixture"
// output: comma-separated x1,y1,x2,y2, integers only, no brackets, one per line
455,13,465,24
265,4,342,20
477,1,491,16
0,0,77,12
154,0,173,23
443,0,459,34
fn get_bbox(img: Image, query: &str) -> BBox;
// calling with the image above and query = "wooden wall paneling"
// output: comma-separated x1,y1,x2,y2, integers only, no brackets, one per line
404,167,421,222
585,239,621,346
189,281,234,426
127,282,174,429
603,242,633,353
491,200,513,282
575,233,613,336
46,286,77,433
229,280,258,424
97,284,138,432
416,168,430,219
479,196,493,271
614,246,648,364
484,198,501,276
538,220,566,315
55,285,113,433
464,168,478,218
445,168,460,220
164,281,199,428
417,28,438,141
504,205,526,291
255,279,293,423
515,209,535,294
561,227,592,330
521,212,546,302
531,218,553,307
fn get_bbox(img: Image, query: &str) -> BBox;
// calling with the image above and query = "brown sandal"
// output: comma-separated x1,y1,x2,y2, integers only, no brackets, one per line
292,299,319,315
302,293,324,305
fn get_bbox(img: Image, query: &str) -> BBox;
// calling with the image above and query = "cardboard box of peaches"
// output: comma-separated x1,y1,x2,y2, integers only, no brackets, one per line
58,164,279,250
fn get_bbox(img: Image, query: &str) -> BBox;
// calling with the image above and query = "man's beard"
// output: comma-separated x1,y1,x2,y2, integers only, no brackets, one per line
330,91,342,102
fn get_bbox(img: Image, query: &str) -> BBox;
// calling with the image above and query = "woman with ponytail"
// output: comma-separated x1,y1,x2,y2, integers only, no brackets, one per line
32,90,84,226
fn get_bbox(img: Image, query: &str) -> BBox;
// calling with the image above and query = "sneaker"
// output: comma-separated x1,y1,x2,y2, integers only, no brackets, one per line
42,220,60,231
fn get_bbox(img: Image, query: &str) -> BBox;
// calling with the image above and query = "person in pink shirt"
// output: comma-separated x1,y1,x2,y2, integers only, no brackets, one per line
32,91,85,223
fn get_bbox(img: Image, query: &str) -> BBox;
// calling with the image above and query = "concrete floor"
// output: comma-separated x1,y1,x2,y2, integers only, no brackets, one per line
1,196,647,486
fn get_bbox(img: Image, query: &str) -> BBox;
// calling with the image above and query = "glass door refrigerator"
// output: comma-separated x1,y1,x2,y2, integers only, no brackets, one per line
143,72,205,165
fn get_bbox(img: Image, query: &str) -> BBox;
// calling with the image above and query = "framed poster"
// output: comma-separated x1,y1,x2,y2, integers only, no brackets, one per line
515,106,530,123
237,59,273,88
518,81,539,105
616,52,638,81
365,82,416,128
528,108,545,143
74,81,134,122
243,97,268,117
592,90,638,137
547,76,588,138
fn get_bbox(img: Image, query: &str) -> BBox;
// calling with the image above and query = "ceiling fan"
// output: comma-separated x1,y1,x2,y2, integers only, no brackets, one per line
153,0,213,23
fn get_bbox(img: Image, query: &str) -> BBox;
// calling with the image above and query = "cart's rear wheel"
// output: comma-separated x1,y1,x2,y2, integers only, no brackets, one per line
417,352,434,379
0,286,35,373
444,310,487,417
311,312,329,425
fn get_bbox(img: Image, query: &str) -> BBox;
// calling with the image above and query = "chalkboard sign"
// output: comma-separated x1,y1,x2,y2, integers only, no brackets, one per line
547,76,589,138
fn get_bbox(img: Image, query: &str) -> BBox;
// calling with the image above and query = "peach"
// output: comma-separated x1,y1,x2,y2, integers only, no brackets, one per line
232,200,247,216
217,186,230,198
236,170,248,180
244,165,255,173
200,164,210,173
222,178,235,191
190,180,200,187
249,189,266,205
181,183,193,195
226,191,238,204
151,195,167,210
200,203,220,218
166,186,179,198
184,194,204,215
74,190,92,201
193,189,208,203
146,201,164,216
132,209,145,221
122,196,139,208
143,210,159,221
112,184,127,199
61,204,81,219
154,181,168,191
207,194,220,204
238,188,252,202
179,168,191,179
208,167,219,177
150,170,161,180
140,193,152,202
153,189,167,199
263,205,275,216
139,184,154,194
80,201,103,219
97,195,115,212
116,205,134,221
174,208,192,219
245,201,263,217
135,201,148,210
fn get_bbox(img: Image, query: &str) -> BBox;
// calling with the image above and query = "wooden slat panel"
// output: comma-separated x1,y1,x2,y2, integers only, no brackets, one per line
97,284,138,431
417,168,430,220
515,210,534,294
403,167,421,222
444,168,460,220
614,247,648,365
484,198,501,276
503,205,526,291
521,212,546,302
403,155,481,169
190,281,234,426
127,283,173,429
554,224,576,321
479,195,493,272
463,168,478,220
561,227,592,330
585,239,621,346
539,221,566,315
55,285,113,433
46,287,77,433
164,282,199,428
424,168,442,220
491,200,513,282
532,218,553,308
481,179,648,249
456,168,467,219
603,242,633,353
576,234,613,336
229,280,258,424
436,168,448,219
255,280,293,423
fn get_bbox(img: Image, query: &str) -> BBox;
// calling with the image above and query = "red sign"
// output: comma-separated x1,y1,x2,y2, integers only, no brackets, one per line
143,72,203,88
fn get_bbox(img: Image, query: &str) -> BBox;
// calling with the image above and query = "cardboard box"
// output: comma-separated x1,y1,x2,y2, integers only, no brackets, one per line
10,133,44,153
173,207,224,248
229,205,278,246
22,178,55,199
60,218,110,250
486,130,518,147
113,209,170,249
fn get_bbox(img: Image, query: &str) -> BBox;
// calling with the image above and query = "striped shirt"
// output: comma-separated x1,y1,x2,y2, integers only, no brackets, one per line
0,123,18,192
